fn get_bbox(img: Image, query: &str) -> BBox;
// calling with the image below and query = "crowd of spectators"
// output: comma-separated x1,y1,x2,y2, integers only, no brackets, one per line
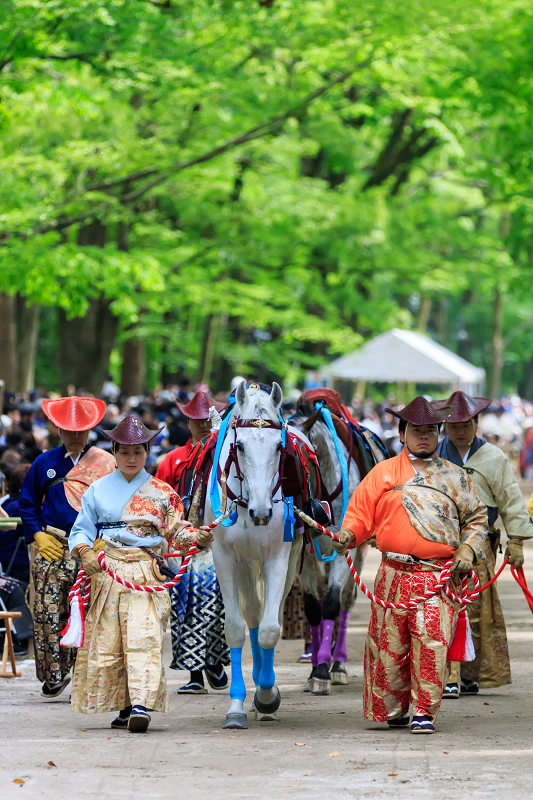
2,381,533,581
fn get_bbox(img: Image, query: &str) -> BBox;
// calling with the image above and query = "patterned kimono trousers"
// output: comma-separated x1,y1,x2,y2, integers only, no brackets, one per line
21,446,115,685
439,437,533,688
69,471,195,714
342,449,487,722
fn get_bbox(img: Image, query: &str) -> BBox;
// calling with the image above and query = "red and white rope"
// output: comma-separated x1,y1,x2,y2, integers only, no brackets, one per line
295,508,481,611
72,507,232,606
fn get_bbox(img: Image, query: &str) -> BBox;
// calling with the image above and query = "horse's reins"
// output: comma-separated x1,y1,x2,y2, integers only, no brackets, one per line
219,417,286,510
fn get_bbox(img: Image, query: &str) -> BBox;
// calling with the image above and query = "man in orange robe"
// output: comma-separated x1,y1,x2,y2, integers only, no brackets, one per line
332,397,487,734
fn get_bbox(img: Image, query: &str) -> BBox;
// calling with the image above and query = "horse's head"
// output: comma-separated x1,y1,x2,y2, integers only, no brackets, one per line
233,380,284,527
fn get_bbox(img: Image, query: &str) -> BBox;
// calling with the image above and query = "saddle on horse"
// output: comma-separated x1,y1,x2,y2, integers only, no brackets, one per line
296,388,389,515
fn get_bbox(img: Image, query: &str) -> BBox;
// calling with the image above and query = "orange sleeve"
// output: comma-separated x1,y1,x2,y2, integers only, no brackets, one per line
340,468,383,546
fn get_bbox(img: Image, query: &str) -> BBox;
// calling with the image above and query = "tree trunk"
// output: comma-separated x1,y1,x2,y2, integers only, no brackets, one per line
121,336,146,396
436,298,448,343
197,313,219,386
0,293,17,392
15,296,40,393
56,220,119,395
58,297,120,395
116,218,147,396
519,352,533,400
490,285,504,398
416,296,432,332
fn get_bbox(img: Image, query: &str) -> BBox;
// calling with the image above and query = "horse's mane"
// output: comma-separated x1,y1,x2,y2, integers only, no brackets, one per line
236,388,279,423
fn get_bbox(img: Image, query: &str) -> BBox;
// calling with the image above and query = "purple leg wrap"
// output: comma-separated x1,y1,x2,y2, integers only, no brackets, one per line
332,610,350,664
310,625,321,669
317,619,335,665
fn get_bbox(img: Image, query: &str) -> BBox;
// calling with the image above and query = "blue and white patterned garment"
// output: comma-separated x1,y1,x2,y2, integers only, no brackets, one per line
169,549,230,671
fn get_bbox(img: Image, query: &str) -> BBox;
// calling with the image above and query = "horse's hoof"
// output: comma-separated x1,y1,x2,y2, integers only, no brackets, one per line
253,687,281,715
309,677,331,695
303,667,315,692
223,713,248,730
331,661,348,685
255,710,279,722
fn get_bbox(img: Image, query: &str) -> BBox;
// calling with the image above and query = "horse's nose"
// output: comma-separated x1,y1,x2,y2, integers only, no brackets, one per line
248,508,273,527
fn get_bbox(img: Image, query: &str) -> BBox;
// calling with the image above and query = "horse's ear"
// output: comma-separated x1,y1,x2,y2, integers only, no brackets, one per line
235,380,248,409
270,382,283,410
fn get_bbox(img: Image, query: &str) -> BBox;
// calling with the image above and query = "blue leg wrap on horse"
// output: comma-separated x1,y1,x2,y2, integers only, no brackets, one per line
258,646,275,690
229,647,246,701
249,627,262,686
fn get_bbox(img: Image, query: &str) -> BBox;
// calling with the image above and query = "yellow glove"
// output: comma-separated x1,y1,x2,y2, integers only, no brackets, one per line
34,531,63,562
505,539,524,567
92,538,106,553
331,528,355,556
451,543,475,573
80,548,102,576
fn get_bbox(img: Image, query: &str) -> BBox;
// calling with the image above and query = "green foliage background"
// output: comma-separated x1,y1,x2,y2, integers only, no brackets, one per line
2,0,533,395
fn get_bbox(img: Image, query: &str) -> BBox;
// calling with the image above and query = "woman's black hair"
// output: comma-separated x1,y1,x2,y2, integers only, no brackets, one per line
112,441,150,454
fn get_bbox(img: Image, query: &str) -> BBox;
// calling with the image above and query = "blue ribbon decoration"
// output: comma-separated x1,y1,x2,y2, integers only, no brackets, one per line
315,402,349,520
279,412,295,542
209,402,238,527
310,401,350,562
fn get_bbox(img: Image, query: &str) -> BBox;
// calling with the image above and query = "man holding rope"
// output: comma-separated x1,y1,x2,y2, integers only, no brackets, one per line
435,391,532,697
331,396,487,734
68,415,208,733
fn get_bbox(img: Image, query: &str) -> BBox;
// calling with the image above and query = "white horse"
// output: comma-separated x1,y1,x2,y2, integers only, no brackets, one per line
205,381,303,730
293,415,366,694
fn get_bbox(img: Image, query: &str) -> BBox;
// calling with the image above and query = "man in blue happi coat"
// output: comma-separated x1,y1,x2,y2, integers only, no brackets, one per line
20,396,115,697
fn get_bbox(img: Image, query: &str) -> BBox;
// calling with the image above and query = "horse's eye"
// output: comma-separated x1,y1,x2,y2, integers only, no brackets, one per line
236,441,244,452
276,441,283,452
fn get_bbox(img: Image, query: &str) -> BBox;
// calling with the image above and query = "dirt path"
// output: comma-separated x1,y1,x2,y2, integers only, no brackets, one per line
3,544,533,800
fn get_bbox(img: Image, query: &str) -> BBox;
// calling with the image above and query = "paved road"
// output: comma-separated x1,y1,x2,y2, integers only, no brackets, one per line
2,543,533,800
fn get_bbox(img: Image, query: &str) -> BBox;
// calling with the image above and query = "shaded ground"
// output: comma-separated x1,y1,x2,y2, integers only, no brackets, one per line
2,539,533,799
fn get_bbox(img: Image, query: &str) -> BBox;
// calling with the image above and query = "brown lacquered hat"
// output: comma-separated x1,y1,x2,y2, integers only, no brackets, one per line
385,396,452,426
177,391,226,420
433,391,491,423
102,415,163,445
41,397,106,431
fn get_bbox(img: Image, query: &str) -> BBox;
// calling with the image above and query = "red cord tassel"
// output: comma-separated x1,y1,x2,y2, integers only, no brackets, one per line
448,606,475,662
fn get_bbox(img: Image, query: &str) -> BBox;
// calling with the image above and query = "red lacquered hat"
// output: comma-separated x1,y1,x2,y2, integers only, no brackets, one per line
297,388,346,419
102,415,163,445
41,397,106,432
432,391,491,423
385,396,452,426
177,391,226,420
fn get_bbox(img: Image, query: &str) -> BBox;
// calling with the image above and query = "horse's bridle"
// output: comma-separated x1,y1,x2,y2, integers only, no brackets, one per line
220,417,286,508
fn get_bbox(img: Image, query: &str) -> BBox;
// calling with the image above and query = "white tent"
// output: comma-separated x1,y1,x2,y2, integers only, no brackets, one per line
321,328,485,394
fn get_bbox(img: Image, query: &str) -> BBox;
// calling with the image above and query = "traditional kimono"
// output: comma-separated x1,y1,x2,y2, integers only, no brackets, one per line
438,436,533,687
19,444,115,685
68,469,194,715
342,448,487,722
155,453,230,674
